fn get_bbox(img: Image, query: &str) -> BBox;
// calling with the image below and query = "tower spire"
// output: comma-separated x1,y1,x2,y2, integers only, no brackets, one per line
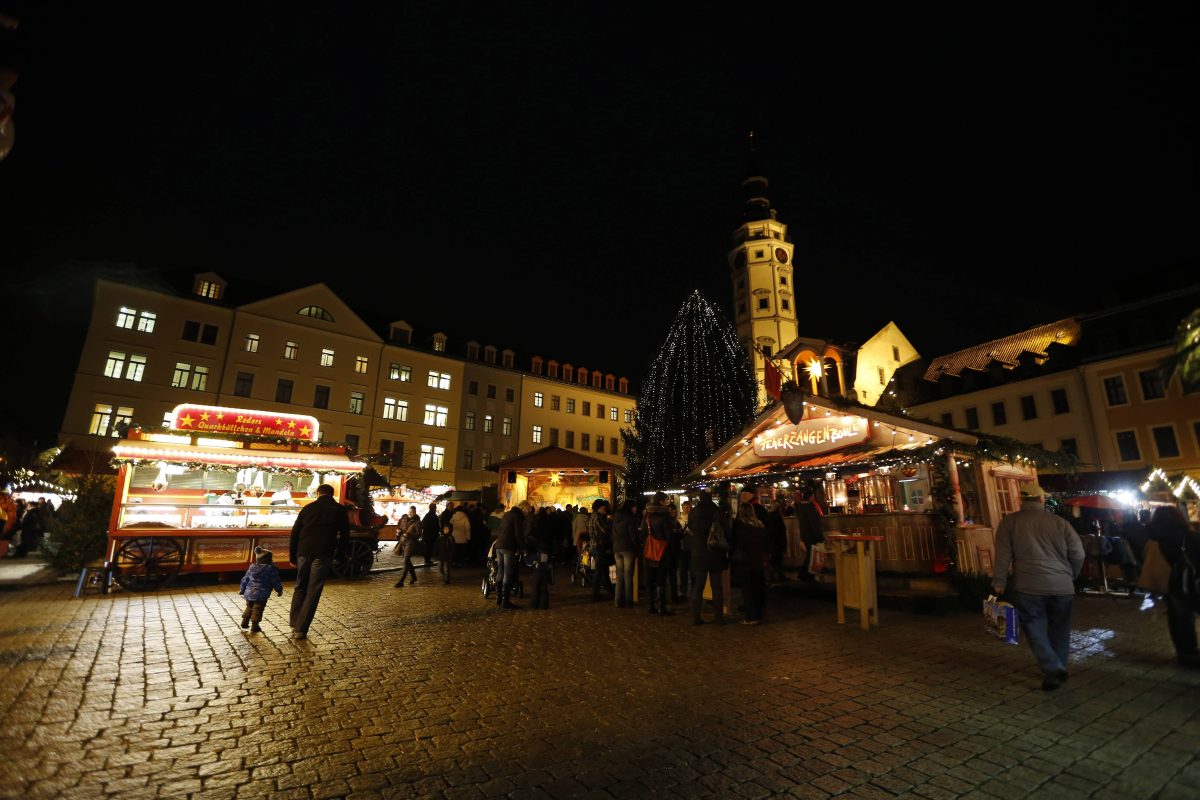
742,130,772,222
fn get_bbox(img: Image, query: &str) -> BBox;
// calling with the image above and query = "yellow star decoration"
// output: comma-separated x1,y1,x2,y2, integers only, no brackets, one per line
200,411,210,421
179,414,195,427
216,412,225,420
299,425,311,438
274,418,284,427
287,420,297,429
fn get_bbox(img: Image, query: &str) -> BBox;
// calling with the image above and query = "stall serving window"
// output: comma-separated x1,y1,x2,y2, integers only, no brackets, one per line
822,472,896,513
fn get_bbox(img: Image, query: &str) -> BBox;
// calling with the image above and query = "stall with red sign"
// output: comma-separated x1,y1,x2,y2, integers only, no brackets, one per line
104,404,368,591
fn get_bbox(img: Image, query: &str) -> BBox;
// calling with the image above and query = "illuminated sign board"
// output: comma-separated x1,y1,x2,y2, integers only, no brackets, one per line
754,416,870,459
168,404,320,442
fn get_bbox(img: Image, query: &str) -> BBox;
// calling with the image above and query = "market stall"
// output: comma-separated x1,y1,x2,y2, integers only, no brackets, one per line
105,404,369,591
489,447,620,511
687,393,1064,587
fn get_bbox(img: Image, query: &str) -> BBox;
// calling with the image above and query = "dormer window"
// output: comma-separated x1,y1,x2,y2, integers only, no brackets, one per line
532,356,544,375
466,341,480,360
432,333,447,352
562,364,573,382
298,305,334,322
192,272,226,300
592,371,602,389
605,374,615,391
484,345,497,364
578,367,589,385
619,377,629,394
502,350,514,368
547,360,559,379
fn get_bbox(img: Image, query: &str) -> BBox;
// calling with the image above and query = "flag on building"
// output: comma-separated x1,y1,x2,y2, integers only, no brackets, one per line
763,355,782,401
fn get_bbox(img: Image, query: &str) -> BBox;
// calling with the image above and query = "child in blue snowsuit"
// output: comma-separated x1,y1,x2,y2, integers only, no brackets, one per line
240,546,284,632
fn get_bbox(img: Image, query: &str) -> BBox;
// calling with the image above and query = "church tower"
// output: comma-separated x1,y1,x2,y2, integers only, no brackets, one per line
728,133,798,405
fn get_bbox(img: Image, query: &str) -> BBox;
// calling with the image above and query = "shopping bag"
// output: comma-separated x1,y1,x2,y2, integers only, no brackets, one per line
608,564,617,583
1138,539,1171,594
983,595,1019,645
808,543,830,576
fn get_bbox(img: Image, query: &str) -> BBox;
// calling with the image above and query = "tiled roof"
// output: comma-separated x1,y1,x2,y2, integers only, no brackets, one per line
923,318,1081,382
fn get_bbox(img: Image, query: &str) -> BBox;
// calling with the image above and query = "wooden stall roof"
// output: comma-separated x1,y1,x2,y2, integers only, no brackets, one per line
486,446,621,473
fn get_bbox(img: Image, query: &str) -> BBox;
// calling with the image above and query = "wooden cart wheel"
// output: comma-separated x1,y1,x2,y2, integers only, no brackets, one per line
334,538,375,580
112,537,184,592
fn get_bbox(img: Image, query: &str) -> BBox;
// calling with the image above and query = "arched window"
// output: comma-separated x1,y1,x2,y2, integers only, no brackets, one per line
577,367,589,385
592,371,602,388
298,305,334,322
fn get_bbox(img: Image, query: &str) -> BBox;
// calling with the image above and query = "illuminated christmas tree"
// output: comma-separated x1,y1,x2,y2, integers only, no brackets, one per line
624,290,758,493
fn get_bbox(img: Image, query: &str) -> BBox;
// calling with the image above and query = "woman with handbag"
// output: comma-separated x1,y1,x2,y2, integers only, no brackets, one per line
641,492,675,615
687,490,730,625
1147,505,1200,667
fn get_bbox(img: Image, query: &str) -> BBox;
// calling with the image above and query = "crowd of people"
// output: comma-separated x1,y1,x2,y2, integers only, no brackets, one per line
0,489,52,559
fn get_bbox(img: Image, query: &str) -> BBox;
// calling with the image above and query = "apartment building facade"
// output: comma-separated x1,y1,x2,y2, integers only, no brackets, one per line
60,275,633,498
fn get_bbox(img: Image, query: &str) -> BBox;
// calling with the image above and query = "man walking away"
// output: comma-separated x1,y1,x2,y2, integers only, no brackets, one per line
992,484,1084,690
288,484,350,640
421,503,440,569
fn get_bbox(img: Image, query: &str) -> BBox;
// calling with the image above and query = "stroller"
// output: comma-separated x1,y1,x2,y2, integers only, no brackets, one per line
571,542,595,587
481,540,524,600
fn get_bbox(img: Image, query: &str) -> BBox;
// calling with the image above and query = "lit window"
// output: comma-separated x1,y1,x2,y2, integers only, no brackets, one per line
481,451,492,467
89,403,133,437
624,409,632,423
428,371,451,390
382,398,408,421
116,307,137,329
349,392,365,415
284,341,298,360
424,404,448,427
388,363,411,381
244,333,260,353
355,356,369,374
192,365,209,391
298,305,334,322
432,335,446,352
125,354,147,382
484,414,494,433
197,280,220,299
465,411,476,431
534,392,544,408
320,348,335,367
171,362,192,388
610,407,618,421
419,444,445,471
532,425,543,444
502,417,512,436
104,351,127,379
136,311,157,333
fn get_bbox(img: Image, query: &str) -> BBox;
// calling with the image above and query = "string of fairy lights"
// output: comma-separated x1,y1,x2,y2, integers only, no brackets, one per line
630,290,757,492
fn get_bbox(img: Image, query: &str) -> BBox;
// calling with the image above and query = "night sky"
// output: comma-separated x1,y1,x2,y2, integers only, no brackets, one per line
1,4,1196,448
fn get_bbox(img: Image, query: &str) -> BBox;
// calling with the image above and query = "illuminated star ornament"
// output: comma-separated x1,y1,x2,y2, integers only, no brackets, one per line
179,414,195,427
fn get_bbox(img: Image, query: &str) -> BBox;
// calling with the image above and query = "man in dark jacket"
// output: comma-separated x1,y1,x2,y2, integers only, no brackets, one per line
421,503,441,568
687,490,731,625
288,484,350,639
495,501,530,608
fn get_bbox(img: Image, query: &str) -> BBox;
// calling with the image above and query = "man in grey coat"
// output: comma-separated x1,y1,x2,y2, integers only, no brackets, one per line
992,484,1085,690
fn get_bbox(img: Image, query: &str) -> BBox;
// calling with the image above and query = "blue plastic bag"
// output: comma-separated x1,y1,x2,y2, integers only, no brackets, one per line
983,595,1019,645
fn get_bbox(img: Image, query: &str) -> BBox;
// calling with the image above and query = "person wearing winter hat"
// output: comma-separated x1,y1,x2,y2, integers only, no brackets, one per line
239,546,284,633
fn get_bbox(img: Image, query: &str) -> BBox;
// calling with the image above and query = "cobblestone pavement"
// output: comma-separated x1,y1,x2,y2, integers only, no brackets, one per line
1,553,1198,800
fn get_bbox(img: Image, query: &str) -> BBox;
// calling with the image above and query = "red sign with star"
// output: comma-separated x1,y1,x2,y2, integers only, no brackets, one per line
168,404,320,442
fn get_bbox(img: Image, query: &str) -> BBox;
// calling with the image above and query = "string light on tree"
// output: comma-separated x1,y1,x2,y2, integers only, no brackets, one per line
623,290,757,494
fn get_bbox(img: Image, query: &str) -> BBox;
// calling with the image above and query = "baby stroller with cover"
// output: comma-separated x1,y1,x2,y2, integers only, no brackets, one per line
571,541,595,587
481,539,524,600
